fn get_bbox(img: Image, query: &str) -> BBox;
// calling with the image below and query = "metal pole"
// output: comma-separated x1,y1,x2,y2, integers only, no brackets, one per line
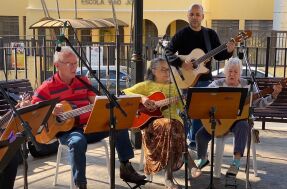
131,0,144,84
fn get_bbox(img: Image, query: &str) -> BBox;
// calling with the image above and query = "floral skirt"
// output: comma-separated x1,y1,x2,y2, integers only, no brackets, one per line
143,118,185,175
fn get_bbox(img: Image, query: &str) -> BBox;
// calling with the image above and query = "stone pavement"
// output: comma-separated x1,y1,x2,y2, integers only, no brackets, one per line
13,121,287,189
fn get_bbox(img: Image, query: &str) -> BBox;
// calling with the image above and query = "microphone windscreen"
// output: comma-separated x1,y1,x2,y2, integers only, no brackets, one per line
56,46,61,52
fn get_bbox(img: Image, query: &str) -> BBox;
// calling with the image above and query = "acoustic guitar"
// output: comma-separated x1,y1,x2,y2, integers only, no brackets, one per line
201,79,286,137
0,110,13,132
36,101,93,144
0,92,31,135
171,30,252,89
132,91,181,129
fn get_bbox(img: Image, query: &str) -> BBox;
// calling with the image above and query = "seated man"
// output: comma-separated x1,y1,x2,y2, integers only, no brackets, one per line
194,57,282,176
31,46,145,189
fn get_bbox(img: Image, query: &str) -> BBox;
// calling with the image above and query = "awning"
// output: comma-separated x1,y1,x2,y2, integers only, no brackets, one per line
29,17,128,29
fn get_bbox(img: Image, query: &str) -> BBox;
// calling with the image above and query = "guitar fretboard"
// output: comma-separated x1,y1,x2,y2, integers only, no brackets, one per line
57,104,94,121
194,43,227,66
155,96,180,107
0,110,13,128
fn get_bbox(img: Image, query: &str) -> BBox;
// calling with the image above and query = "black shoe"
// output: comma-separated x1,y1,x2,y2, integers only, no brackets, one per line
120,162,146,183
76,183,87,189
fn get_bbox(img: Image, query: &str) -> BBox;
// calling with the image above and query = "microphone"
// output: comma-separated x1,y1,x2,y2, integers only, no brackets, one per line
238,42,244,60
55,21,68,52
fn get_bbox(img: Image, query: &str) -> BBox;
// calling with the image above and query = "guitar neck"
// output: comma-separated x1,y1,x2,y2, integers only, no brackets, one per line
0,110,13,128
57,104,94,122
194,43,227,65
155,96,179,107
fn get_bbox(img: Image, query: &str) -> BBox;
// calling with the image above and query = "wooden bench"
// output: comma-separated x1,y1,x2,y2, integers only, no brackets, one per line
253,77,287,129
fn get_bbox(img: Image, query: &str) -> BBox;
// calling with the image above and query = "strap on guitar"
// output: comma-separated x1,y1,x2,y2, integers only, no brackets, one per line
202,27,212,52
75,75,102,95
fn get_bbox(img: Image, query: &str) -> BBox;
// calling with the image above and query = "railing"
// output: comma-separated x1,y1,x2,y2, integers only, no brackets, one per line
1,31,287,91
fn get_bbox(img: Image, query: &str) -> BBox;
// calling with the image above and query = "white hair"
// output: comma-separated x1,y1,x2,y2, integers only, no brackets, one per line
53,46,77,63
224,57,243,76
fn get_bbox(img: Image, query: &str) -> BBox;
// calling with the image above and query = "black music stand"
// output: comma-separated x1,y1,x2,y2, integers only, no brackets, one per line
186,87,248,189
0,99,56,173
84,95,149,188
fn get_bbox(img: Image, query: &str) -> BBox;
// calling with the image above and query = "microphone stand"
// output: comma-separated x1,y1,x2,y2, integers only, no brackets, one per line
164,53,193,189
240,42,258,189
58,24,127,189
0,85,41,189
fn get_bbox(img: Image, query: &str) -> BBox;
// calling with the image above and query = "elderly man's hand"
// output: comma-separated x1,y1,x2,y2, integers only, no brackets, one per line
52,103,64,115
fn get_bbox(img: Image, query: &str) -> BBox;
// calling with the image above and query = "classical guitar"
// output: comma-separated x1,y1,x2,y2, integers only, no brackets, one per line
36,101,93,144
0,93,31,134
132,91,181,129
0,110,13,131
201,79,286,137
171,30,252,89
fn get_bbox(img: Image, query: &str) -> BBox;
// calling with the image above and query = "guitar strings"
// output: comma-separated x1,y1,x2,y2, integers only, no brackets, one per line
57,104,94,121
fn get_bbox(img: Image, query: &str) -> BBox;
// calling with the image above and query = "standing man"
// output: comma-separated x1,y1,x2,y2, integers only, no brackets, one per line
165,3,236,149
31,46,146,189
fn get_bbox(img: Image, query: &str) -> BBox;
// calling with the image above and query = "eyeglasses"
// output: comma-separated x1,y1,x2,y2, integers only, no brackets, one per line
154,68,170,73
59,61,78,68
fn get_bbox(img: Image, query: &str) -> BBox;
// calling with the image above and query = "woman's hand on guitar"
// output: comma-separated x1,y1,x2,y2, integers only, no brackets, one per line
272,84,282,99
142,97,157,111
52,103,64,115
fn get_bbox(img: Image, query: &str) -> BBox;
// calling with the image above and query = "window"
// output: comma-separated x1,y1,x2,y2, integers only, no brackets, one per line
0,16,19,41
245,20,273,31
211,20,239,42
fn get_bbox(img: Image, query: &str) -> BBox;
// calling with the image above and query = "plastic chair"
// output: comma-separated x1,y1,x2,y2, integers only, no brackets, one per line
53,140,110,189
214,130,258,178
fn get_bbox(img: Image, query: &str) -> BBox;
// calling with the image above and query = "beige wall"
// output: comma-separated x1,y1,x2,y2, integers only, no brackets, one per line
0,0,28,16
0,0,276,38
209,0,273,20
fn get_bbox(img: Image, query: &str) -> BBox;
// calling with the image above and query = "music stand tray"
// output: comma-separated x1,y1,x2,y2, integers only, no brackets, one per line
0,99,57,171
186,87,248,119
84,95,141,134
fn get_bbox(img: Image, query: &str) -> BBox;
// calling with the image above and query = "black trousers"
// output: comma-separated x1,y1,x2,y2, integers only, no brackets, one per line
0,151,20,189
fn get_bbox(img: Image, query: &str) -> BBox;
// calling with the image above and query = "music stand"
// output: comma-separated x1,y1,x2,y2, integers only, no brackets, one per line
84,95,142,185
0,99,57,172
186,87,248,189
84,95,141,133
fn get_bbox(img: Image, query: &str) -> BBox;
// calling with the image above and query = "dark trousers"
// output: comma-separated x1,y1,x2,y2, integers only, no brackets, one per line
0,151,20,189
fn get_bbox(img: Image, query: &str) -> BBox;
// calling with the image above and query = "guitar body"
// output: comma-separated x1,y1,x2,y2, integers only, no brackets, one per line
172,48,210,89
132,92,166,129
201,103,250,137
36,101,75,144
0,104,51,160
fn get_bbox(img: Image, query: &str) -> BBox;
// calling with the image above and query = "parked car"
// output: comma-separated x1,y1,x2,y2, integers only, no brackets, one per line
212,67,273,78
76,66,131,94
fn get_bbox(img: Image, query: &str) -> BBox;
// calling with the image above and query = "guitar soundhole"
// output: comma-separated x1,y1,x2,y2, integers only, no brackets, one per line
191,59,198,69
56,116,63,124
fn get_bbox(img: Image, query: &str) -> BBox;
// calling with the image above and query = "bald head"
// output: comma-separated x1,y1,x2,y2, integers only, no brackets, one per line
187,4,204,31
188,4,204,14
